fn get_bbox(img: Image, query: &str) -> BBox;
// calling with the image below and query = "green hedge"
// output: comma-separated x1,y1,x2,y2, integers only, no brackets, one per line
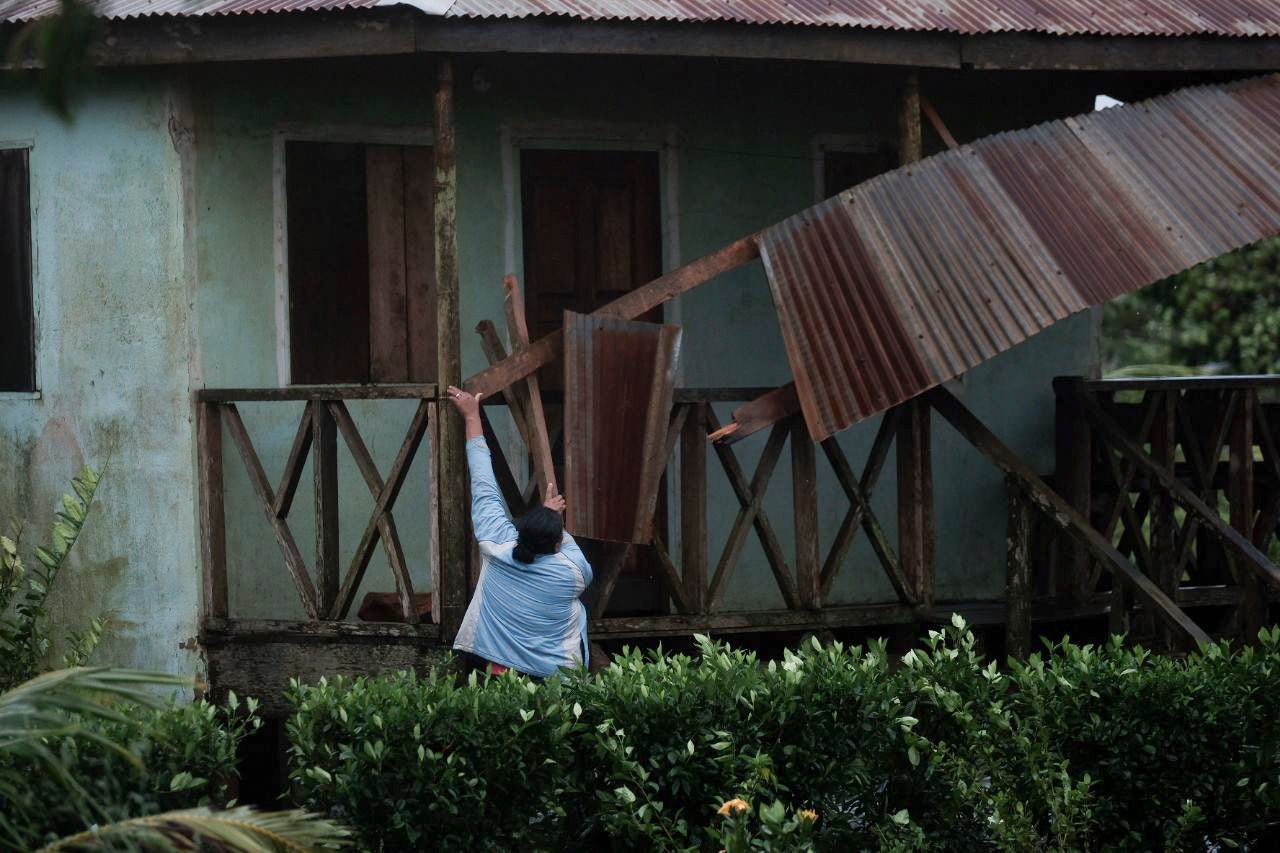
1,692,258,849
287,620,1280,852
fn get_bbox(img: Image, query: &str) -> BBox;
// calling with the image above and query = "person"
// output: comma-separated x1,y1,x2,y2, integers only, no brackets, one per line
445,384,593,678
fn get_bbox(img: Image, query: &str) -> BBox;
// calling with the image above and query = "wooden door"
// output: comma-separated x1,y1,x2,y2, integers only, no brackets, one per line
520,149,665,614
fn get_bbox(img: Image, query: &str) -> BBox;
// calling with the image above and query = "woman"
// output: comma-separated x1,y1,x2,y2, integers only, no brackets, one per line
445,385,593,678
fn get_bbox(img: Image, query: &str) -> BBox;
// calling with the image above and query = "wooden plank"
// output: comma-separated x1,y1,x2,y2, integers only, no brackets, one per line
464,235,759,399
503,275,557,499
1079,391,1280,592
791,417,820,610
898,68,924,165
1082,375,1280,392
1231,390,1265,641
682,403,709,614
479,407,528,515
222,404,320,620
919,95,960,150
367,145,409,383
1006,476,1033,659
196,385,437,403
1052,377,1093,600
588,602,921,640
197,403,229,619
475,319,535,444
896,398,935,605
925,387,1211,648
312,401,340,616
712,383,800,444
403,145,437,382
650,535,692,615
435,58,468,640
272,402,314,519
428,401,442,627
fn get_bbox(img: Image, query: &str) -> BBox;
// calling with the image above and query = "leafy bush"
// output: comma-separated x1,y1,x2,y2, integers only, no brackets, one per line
285,622,1280,852
1,690,259,848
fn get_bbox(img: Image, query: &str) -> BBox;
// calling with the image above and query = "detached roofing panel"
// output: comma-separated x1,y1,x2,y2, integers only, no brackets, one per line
7,0,1280,36
759,74,1280,442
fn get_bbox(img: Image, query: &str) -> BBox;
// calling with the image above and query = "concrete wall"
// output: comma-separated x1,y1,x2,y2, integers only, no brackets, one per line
188,55,1100,615
0,72,202,675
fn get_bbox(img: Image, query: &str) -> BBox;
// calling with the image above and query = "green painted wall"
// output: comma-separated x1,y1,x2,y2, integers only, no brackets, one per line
0,72,202,675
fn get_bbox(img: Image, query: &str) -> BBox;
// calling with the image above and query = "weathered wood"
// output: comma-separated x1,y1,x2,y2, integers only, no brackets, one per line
476,320,535,446
1053,377,1093,600
435,57,468,639
1253,403,1280,547
312,401,340,616
960,32,1280,71
682,403,709,614
272,402,314,519
588,603,920,640
898,68,924,165
897,398,935,605
479,408,529,515
1082,375,1280,392
503,275,557,499
1171,390,1237,582
919,95,960,150
1080,391,1280,592
197,403,228,619
587,541,632,616
403,145,437,382
714,383,800,444
464,235,759,399
222,404,320,620
1231,390,1266,641
650,534,691,615
926,387,1211,648
1006,476,1033,660
428,401,443,627
707,417,800,610
196,385,437,403
367,145,410,382
791,417,821,610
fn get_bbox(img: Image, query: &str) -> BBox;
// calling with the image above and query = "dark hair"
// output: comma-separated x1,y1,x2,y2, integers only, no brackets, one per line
512,506,563,564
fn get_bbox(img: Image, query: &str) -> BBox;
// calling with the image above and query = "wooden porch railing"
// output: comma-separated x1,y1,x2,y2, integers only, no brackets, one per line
196,385,439,628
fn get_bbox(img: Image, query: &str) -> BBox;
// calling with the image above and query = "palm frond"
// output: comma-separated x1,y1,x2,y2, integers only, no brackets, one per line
38,806,352,852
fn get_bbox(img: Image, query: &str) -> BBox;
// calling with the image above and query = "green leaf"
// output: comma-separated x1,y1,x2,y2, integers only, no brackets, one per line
615,786,636,804
892,809,911,826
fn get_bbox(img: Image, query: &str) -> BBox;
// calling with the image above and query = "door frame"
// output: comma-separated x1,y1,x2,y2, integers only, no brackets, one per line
271,124,434,386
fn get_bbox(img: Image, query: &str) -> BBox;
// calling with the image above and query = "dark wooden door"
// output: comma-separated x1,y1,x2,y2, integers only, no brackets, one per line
520,149,665,614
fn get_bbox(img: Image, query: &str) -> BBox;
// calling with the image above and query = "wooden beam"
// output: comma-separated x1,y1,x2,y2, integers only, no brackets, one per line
464,235,759,398
682,403,709,614
791,416,821,610
197,403,228,619
312,400,340,616
1006,475,1033,660
898,68,924,165
897,398,935,605
1231,389,1266,640
961,32,1280,71
1052,377,1093,601
475,320,535,445
920,95,960,150
502,275,557,500
712,382,801,444
925,387,1211,648
434,57,468,639
1079,391,1280,592
196,385,437,403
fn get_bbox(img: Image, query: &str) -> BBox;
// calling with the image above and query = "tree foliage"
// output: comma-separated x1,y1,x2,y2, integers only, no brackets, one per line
1104,236,1280,375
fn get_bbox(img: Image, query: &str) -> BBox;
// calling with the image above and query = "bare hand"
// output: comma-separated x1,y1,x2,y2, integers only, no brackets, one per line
446,385,483,419
543,481,566,514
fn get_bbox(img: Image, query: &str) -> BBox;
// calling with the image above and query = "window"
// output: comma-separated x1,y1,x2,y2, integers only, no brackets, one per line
285,141,436,385
0,147,33,392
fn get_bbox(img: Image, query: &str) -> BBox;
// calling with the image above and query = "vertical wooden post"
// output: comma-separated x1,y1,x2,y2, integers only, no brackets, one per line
197,402,228,619
681,403,708,614
1006,475,1033,660
1150,390,1178,648
1231,389,1264,642
312,400,340,616
434,57,467,640
1053,377,1093,602
898,69,923,165
897,399,935,606
791,416,821,610
428,400,442,626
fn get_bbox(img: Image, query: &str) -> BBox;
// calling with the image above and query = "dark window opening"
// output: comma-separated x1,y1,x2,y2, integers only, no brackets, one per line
822,144,899,198
286,141,435,385
0,148,34,392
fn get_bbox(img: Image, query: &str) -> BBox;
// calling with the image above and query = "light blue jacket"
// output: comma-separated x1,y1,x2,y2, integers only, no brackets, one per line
452,436,593,677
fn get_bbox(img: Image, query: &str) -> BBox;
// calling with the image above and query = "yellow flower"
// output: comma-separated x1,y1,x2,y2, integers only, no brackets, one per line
718,798,750,816
797,809,818,823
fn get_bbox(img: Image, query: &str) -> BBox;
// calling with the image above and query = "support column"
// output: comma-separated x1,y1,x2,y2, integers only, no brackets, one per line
434,57,467,640
1053,377,1093,603
897,399,935,606
1231,390,1264,642
1006,475,1033,660
313,401,339,616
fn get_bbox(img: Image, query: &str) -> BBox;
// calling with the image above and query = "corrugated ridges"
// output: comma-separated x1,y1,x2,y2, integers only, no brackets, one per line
759,74,1280,441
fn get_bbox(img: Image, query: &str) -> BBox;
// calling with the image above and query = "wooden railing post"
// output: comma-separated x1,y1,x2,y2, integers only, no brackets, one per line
313,400,339,616
1232,389,1265,642
897,398,935,606
197,401,228,619
681,403,708,614
791,416,821,610
1150,390,1178,648
1006,475,1033,660
1053,377,1093,602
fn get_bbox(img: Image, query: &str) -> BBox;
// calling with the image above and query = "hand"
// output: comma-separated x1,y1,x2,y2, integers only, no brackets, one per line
543,481,566,514
446,385,483,419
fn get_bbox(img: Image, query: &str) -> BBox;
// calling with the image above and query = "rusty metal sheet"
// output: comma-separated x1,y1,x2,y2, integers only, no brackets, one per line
447,0,1280,38
760,74,1280,442
8,0,1280,37
562,310,681,544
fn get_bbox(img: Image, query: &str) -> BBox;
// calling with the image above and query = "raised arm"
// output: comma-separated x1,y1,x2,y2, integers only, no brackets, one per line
446,386,517,545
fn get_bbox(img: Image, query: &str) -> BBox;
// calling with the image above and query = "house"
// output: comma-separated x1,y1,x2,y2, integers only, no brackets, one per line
1,1,1278,710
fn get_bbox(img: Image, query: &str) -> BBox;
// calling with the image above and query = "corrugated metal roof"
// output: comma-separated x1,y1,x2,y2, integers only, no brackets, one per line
7,0,1280,37
760,73,1280,442
562,310,681,544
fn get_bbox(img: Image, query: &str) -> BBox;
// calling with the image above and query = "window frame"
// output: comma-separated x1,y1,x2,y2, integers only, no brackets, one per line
0,138,38,400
